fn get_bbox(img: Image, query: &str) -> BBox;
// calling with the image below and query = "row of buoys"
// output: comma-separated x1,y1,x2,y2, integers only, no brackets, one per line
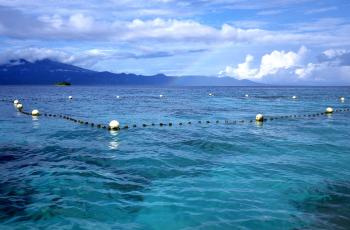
255,107,345,122
13,99,120,130
9,98,348,131
8,95,347,102
68,95,344,101
255,107,337,123
255,107,336,122
14,99,40,116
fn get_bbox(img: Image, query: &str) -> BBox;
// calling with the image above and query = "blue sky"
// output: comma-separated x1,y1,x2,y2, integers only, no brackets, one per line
0,0,350,84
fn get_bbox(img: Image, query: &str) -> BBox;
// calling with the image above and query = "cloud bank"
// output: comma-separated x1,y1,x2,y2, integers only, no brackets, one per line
0,6,348,47
0,1,350,84
219,47,350,84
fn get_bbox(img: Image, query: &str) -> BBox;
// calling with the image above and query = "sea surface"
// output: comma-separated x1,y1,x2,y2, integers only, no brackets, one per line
0,86,350,230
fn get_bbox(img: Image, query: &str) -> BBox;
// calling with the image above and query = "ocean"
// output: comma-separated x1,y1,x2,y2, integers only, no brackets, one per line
0,86,350,229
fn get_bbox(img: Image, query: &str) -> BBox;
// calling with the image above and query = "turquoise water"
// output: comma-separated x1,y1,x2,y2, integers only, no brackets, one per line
0,86,350,229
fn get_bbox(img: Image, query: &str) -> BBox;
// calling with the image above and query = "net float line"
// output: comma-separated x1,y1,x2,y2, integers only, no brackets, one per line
4,98,349,131
9,100,349,132
1,95,347,103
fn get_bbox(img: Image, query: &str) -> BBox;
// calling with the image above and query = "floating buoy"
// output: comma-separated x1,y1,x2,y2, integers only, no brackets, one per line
31,109,40,116
68,96,73,99
13,99,19,105
209,93,213,96
256,114,264,122
16,103,23,110
116,96,120,99
245,94,249,97
109,120,120,130
292,96,297,99
340,96,345,102
159,94,163,98
325,107,334,114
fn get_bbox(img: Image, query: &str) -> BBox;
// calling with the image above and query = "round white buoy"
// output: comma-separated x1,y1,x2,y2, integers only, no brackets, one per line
209,93,213,96
13,99,19,105
68,96,73,99
256,114,264,122
159,94,163,98
340,96,345,101
325,107,334,114
116,95,120,99
109,120,120,130
292,95,297,99
245,94,249,97
16,103,23,110
31,109,40,116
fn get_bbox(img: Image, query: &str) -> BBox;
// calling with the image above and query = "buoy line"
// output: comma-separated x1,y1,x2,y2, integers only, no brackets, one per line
1,96,348,102
2,98,349,132
9,105,350,132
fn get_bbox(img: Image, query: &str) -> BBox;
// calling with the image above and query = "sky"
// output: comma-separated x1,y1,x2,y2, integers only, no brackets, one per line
0,0,350,84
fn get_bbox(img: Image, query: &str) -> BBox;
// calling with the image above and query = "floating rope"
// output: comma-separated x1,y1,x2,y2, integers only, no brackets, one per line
2,98,349,132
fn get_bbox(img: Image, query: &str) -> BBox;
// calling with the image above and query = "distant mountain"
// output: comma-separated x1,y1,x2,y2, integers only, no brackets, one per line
0,59,261,86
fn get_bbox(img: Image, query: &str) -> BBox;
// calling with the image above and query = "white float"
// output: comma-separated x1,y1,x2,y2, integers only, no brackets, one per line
159,94,163,98
16,103,23,110
209,93,213,96
13,99,19,105
116,95,120,99
31,109,40,116
245,94,249,97
292,96,297,99
325,107,334,114
109,120,120,130
256,114,264,122
68,96,73,99
340,96,345,101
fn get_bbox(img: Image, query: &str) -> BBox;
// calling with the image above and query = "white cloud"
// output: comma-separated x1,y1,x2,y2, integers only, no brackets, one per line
1,5,347,47
122,18,216,41
220,46,307,79
0,48,76,64
220,47,350,84
294,62,350,83
296,48,350,80
295,63,317,78
322,48,347,59
0,47,113,67
257,46,307,78
219,54,258,79
0,46,209,67
69,14,94,31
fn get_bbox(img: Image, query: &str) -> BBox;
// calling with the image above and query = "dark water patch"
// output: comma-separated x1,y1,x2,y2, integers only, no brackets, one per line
293,180,350,230
0,179,35,222
0,154,18,163
0,146,26,164
0,145,40,222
